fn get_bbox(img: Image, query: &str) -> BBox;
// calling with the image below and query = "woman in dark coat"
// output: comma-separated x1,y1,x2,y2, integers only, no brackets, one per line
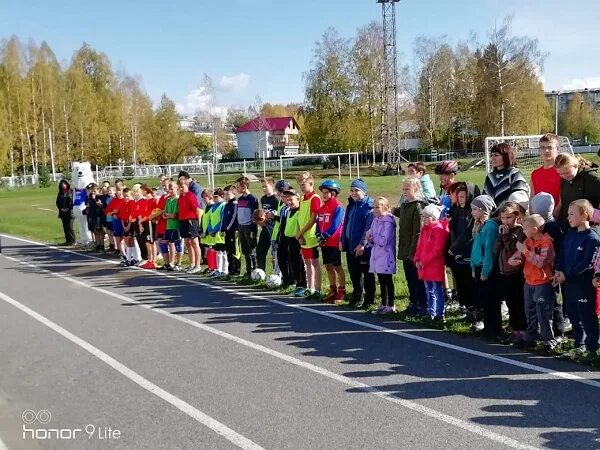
56,179,76,245
483,143,530,213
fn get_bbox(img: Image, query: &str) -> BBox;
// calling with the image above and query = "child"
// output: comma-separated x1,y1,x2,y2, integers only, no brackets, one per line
555,199,600,356
236,177,259,277
368,197,397,314
341,179,375,309
84,184,106,252
530,192,565,338
447,182,479,315
121,188,139,266
107,188,126,260
282,188,308,295
508,214,557,353
296,172,322,300
138,185,157,269
494,202,527,338
469,195,500,338
207,188,227,277
316,179,346,303
406,162,437,200
271,179,292,277
163,181,184,271
272,183,294,286
414,204,450,322
153,182,173,270
178,180,203,274
221,185,241,277
392,177,427,315
103,186,117,254
257,177,279,271
200,189,215,273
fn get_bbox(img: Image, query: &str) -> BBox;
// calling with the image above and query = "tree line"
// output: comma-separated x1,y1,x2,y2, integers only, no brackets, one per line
303,16,600,154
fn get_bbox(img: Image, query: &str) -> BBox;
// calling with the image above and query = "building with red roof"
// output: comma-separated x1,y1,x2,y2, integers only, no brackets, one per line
235,116,300,159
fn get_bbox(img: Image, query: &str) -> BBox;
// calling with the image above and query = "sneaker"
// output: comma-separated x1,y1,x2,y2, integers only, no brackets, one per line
302,289,315,298
119,259,129,267
541,340,558,355
137,260,147,267
157,264,170,271
372,305,386,315
141,261,156,269
307,290,323,301
293,287,307,297
381,306,396,314
472,320,485,332
323,288,337,303
188,266,201,274
563,317,573,332
172,265,182,272
333,287,346,302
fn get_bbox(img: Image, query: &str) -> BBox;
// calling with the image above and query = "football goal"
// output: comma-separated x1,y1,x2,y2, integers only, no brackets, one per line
278,152,361,181
484,135,573,173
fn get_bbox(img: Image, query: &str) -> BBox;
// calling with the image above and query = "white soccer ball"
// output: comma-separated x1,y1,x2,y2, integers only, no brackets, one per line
265,274,282,288
251,268,266,281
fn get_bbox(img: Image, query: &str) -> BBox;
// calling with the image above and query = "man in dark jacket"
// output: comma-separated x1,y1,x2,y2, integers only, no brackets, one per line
56,179,76,245
341,179,375,308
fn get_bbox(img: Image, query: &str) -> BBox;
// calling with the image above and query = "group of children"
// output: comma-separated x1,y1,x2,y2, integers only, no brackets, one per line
74,151,600,358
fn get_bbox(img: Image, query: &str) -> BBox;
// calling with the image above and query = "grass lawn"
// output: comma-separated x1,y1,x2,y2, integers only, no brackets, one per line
1,162,599,367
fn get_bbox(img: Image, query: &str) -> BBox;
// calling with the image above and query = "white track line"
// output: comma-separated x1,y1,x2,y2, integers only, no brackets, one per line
0,256,538,450
0,290,263,450
2,233,600,390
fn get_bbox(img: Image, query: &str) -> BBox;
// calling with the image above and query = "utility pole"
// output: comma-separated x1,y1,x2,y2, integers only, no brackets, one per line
377,0,405,169
201,74,218,170
253,96,268,178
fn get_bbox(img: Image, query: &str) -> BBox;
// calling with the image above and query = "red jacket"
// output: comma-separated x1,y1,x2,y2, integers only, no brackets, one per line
317,197,344,248
414,219,450,282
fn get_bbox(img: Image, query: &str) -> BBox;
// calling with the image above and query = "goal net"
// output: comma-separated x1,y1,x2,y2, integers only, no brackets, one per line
484,135,573,173
278,152,361,182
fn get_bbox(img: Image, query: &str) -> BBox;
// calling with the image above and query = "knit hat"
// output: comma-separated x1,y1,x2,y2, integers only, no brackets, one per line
422,203,444,221
529,192,554,221
471,195,496,215
350,178,367,194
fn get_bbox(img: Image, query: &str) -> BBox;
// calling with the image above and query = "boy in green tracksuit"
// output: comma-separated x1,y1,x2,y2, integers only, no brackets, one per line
208,188,227,277
163,182,183,271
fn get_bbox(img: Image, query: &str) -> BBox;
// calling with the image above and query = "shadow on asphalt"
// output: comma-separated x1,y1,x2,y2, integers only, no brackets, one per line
5,243,600,450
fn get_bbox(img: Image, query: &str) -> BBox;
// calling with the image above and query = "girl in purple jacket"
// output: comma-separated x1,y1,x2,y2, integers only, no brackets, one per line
367,196,397,314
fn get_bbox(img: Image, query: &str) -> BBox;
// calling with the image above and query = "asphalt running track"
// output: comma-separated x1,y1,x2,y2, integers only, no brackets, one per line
0,234,599,450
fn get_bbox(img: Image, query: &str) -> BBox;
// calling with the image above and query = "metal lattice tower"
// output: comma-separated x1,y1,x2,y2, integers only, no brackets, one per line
377,0,404,167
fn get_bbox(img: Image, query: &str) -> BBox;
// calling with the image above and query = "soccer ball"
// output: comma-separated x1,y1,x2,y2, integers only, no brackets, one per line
265,274,282,288
251,268,266,281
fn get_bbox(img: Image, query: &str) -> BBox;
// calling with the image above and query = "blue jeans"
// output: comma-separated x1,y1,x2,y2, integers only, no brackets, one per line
425,280,445,318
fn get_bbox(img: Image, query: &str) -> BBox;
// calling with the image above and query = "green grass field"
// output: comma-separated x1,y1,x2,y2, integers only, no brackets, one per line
1,162,599,367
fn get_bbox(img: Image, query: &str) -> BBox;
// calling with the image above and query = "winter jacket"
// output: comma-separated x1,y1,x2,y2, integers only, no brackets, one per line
448,182,480,263
555,228,600,284
470,219,499,278
341,196,374,252
56,179,74,219
483,167,530,212
557,166,600,231
414,219,450,282
368,213,397,274
393,198,426,260
495,224,526,275
518,233,555,286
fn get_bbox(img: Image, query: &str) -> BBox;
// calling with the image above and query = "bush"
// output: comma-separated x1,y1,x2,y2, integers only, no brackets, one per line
38,165,51,188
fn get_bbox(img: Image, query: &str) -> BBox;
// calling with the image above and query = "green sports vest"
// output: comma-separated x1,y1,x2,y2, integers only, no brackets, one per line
209,202,226,245
201,205,213,245
298,193,319,249
284,208,299,238
271,202,284,242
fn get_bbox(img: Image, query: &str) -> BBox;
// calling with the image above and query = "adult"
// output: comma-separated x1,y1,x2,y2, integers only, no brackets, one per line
483,143,529,213
56,179,76,246
435,160,459,216
406,162,437,200
554,152,600,232
178,171,205,208
531,134,561,209
156,173,169,197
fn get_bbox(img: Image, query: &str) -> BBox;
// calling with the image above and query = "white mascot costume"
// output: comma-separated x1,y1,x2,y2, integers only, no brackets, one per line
71,162,95,245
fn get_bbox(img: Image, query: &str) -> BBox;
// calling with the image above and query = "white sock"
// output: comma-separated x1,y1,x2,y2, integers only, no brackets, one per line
133,245,141,261
125,247,132,260
220,251,229,274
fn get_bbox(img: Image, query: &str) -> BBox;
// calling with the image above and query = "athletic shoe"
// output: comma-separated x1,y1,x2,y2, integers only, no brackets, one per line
333,287,346,302
307,290,323,301
564,347,587,359
541,340,558,355
472,320,485,332
157,264,170,271
381,306,396,314
322,288,337,303
188,266,201,274
563,317,573,332
293,287,307,297
302,289,315,298
119,260,129,267
172,265,182,272
372,305,386,315
137,260,148,267
141,261,156,270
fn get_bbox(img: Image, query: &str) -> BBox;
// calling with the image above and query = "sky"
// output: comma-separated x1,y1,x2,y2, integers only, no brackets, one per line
2,0,600,117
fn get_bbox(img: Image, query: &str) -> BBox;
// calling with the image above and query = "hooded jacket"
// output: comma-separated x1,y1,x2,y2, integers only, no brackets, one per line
470,219,499,278
56,179,73,219
393,198,427,260
448,182,480,263
368,213,397,274
519,233,555,286
558,166,600,231
341,196,374,253
414,219,450,282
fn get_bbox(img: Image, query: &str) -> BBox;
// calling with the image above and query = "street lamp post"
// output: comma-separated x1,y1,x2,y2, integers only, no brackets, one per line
552,90,561,134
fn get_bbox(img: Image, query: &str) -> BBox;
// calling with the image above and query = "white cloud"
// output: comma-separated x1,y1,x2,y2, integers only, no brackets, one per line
176,87,229,119
561,77,600,91
217,73,250,92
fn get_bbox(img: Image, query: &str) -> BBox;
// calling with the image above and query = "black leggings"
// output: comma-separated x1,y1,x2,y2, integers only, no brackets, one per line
377,273,395,307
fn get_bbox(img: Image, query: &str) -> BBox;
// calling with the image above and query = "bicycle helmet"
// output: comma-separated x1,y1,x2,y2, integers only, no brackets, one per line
434,160,459,175
318,179,341,194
